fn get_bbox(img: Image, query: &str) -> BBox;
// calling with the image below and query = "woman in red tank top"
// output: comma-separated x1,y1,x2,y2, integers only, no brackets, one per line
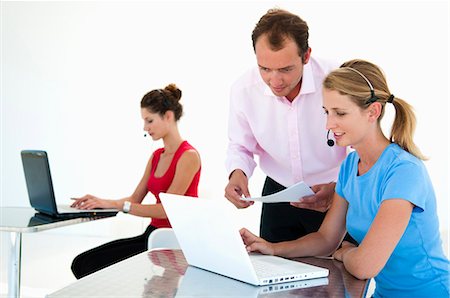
70,84,201,279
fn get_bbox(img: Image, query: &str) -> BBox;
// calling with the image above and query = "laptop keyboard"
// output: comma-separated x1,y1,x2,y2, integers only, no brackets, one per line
57,205,80,212
250,257,298,278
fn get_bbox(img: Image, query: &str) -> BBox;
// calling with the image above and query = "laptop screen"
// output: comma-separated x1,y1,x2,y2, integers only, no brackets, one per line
21,150,58,215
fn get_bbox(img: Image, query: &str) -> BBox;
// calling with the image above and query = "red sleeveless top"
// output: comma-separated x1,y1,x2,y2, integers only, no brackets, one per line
147,140,201,228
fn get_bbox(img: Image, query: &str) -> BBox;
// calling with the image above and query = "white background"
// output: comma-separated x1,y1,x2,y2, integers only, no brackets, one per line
1,1,449,294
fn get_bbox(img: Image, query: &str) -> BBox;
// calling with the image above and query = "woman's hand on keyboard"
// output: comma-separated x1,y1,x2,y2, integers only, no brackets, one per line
70,194,112,210
240,228,275,255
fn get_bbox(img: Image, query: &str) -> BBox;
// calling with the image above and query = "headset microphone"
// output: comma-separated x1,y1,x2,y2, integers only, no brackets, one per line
327,130,335,147
144,134,147,137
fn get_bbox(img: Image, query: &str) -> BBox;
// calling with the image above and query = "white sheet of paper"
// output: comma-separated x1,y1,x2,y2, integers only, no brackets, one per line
241,181,314,203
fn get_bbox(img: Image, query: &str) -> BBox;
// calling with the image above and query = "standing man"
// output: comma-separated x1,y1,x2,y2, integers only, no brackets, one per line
225,8,347,243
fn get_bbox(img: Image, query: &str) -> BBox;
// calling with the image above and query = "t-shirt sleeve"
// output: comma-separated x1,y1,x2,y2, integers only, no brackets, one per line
381,160,428,212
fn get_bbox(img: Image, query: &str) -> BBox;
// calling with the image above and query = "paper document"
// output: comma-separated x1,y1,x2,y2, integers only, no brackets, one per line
241,181,314,203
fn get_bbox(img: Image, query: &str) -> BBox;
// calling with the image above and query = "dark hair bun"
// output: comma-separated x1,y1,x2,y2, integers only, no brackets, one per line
164,83,182,101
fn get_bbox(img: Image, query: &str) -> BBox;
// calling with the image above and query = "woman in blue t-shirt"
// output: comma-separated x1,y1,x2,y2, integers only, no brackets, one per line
240,59,449,297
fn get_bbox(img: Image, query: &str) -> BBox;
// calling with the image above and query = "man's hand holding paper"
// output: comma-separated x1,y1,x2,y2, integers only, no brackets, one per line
290,182,336,212
240,181,336,213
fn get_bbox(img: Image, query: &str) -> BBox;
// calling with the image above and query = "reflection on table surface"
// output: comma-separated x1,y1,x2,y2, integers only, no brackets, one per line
0,207,113,233
175,264,329,297
1,207,117,298
48,249,369,297
291,256,369,298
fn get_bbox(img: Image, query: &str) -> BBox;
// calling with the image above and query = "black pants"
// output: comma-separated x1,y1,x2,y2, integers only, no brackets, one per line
71,225,157,279
260,177,357,245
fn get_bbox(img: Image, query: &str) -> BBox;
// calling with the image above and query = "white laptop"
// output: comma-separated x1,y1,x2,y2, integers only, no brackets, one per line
160,193,329,286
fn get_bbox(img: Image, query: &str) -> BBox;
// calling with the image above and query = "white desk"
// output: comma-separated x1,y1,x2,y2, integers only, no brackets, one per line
48,249,369,297
0,207,115,298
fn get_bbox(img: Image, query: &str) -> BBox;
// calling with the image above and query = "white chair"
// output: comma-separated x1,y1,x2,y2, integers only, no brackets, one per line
147,228,181,250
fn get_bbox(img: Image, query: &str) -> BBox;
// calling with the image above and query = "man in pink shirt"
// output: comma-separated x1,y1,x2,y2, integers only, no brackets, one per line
225,8,348,243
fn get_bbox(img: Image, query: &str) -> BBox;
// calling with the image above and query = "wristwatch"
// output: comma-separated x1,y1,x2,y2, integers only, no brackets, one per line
122,201,131,213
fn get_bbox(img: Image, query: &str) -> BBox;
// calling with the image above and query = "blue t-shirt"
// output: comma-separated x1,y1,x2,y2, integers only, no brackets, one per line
336,143,449,297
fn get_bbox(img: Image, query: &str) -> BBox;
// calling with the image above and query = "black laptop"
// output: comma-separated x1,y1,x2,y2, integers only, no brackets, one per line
21,150,118,219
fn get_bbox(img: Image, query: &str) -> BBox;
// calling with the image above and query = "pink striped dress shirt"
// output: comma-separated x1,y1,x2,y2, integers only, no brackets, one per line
226,57,347,188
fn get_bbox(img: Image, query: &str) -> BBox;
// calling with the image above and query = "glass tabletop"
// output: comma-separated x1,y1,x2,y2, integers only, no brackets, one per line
0,207,112,233
48,249,370,297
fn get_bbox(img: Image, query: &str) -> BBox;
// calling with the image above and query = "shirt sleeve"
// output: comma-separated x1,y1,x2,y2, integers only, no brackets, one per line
381,160,429,212
225,84,258,178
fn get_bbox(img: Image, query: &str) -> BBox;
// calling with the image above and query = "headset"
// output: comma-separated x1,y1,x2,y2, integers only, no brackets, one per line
326,67,378,147
157,89,171,109
326,130,335,147
346,67,379,105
